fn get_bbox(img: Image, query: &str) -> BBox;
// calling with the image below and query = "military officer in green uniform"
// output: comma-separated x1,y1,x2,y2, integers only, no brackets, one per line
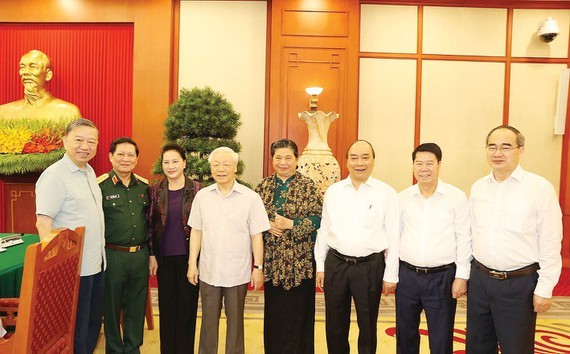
98,137,149,354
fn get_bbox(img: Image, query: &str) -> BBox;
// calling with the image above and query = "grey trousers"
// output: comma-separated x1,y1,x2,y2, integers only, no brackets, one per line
198,281,248,354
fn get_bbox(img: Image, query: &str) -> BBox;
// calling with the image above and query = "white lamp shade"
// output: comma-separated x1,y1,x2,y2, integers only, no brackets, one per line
305,87,324,96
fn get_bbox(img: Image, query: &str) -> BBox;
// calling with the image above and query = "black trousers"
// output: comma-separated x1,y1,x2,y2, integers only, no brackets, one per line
466,260,538,354
264,277,316,354
323,250,385,354
157,255,199,354
74,271,105,354
395,262,457,354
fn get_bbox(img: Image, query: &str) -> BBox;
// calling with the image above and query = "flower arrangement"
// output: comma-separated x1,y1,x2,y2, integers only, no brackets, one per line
0,118,70,175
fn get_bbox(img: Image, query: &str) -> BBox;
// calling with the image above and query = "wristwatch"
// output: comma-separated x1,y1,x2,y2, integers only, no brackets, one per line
253,264,263,270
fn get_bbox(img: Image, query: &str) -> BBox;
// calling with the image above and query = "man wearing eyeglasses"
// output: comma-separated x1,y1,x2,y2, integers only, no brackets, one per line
98,137,149,354
466,125,562,354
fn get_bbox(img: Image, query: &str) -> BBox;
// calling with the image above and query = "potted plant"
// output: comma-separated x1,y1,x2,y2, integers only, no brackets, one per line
152,86,246,185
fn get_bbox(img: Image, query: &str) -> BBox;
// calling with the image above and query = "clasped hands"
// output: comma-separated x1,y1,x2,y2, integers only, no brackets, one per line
268,213,294,236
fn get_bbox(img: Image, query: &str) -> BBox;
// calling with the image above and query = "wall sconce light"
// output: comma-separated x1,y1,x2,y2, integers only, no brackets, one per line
538,17,560,43
305,87,323,111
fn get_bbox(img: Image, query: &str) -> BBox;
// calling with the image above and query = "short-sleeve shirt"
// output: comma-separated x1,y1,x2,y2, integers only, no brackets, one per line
36,154,106,276
188,181,270,287
98,170,149,247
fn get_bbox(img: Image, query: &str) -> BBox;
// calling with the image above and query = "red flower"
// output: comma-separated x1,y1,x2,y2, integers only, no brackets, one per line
21,128,64,154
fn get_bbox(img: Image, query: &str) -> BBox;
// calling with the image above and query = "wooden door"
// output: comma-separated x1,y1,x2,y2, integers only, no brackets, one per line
265,0,360,177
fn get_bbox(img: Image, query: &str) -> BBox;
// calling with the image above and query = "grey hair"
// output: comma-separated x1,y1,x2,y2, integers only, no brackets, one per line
208,147,239,164
65,118,98,135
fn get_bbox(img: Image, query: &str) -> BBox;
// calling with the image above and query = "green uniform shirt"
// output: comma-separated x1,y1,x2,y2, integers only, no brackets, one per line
98,170,149,246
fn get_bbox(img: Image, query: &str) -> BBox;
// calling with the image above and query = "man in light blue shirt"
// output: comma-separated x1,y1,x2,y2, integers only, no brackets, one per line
36,118,106,354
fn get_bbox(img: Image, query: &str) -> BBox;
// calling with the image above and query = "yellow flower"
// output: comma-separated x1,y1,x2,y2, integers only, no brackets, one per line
0,127,32,154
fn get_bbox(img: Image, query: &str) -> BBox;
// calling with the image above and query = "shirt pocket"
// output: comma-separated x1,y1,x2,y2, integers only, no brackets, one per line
103,198,124,208
364,205,381,229
503,203,533,233
136,195,149,207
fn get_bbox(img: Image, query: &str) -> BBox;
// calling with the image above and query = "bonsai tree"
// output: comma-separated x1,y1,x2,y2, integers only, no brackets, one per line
153,86,245,185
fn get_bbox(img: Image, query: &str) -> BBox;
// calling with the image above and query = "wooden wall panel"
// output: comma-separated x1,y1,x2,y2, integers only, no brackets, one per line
281,48,345,160
266,0,360,177
5,182,36,234
282,10,349,37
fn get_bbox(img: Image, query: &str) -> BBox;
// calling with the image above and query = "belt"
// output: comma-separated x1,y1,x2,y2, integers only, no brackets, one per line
401,260,454,274
331,249,380,265
105,241,148,253
473,259,539,280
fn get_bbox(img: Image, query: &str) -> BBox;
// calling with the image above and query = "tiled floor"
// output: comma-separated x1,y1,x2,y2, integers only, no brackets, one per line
94,290,570,353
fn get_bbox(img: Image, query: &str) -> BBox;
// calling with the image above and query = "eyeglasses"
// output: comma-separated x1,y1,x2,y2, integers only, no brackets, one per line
210,162,234,170
486,144,521,153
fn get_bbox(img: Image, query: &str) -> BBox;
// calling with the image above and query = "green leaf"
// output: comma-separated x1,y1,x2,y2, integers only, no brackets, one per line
154,86,247,185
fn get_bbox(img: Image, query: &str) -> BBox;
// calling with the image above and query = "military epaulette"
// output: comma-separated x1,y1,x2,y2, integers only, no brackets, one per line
134,173,149,184
97,173,110,184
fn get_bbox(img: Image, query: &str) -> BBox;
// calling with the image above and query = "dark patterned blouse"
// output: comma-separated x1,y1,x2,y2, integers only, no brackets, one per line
255,171,323,290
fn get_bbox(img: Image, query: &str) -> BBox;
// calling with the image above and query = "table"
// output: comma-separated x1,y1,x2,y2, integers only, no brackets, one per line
0,234,40,297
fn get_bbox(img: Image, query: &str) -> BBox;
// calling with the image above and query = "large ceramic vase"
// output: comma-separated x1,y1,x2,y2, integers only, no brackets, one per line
297,110,340,193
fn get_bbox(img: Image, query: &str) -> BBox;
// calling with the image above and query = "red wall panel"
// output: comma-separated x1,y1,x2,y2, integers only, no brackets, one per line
0,23,134,232
0,23,134,174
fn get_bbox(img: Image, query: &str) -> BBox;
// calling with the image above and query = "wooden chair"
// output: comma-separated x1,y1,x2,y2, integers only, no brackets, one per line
0,227,85,353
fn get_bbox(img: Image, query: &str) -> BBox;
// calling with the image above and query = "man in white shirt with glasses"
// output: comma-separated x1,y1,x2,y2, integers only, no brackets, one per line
466,125,562,354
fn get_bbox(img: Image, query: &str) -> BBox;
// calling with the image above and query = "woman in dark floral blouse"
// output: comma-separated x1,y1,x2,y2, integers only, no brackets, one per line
255,139,323,354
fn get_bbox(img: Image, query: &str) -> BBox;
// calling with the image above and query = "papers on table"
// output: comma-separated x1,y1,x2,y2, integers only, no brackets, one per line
0,234,24,248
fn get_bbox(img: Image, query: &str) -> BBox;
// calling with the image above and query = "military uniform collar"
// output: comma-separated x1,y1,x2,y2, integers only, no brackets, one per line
109,169,137,186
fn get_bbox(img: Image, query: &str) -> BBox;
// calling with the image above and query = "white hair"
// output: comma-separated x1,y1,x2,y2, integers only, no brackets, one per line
208,147,239,164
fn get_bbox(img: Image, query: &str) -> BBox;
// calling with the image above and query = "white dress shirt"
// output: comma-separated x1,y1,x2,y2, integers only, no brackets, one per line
188,181,270,287
315,176,400,283
469,165,562,298
399,180,471,279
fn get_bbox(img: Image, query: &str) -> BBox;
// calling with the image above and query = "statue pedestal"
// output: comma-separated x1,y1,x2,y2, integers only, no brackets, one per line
297,111,340,193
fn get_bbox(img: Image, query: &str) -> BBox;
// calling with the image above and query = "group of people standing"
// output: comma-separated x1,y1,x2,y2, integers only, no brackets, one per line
34,118,562,354
312,126,561,354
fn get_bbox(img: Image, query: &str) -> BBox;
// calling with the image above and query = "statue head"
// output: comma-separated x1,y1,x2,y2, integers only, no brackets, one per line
19,50,53,96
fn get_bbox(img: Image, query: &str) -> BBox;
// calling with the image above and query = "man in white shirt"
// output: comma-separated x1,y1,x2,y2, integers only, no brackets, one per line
315,140,399,354
467,125,562,354
397,143,471,354
187,147,270,354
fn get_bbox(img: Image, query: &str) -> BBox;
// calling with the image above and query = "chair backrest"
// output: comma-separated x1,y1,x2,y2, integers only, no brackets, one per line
11,227,84,353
